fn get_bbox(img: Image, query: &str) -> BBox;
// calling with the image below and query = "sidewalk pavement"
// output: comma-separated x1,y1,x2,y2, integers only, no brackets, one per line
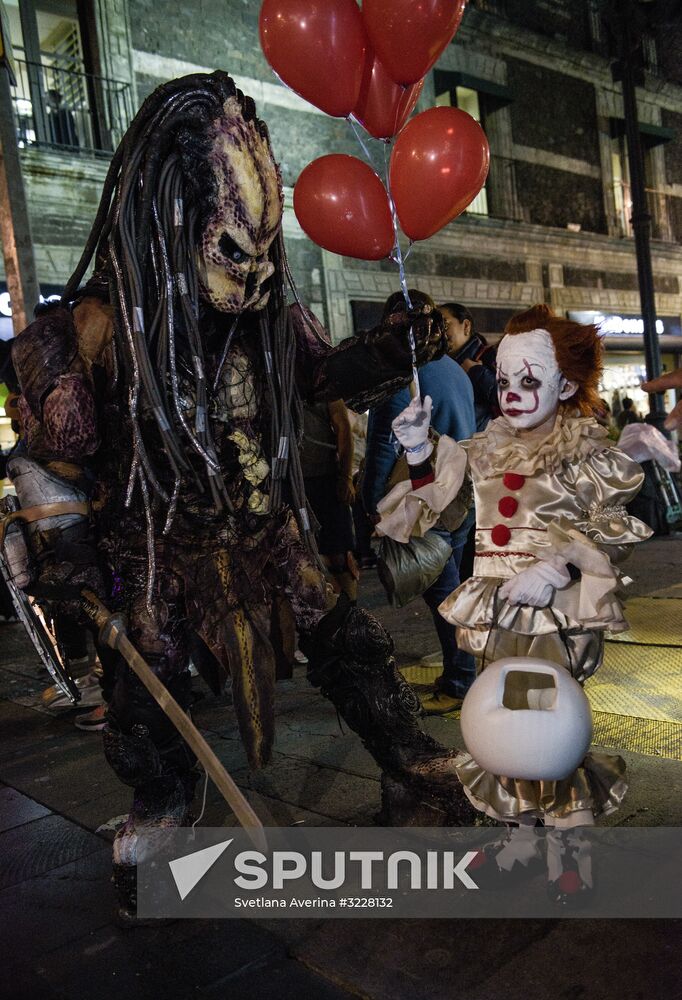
0,538,681,999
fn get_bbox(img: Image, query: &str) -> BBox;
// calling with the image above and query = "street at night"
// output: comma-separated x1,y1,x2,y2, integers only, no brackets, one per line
2,1,682,998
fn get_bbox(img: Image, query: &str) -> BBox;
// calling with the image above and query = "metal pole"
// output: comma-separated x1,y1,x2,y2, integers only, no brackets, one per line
612,2,666,429
0,62,40,334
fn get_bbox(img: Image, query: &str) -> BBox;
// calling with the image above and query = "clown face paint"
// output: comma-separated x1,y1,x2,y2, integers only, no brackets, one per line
197,97,283,314
496,329,578,431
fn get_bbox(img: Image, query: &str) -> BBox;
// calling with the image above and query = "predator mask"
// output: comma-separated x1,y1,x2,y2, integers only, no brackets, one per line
197,96,283,314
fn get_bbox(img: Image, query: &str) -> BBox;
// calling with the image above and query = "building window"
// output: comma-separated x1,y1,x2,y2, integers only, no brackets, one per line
610,124,674,241
642,33,658,75
611,135,631,237
436,85,490,217
6,0,132,154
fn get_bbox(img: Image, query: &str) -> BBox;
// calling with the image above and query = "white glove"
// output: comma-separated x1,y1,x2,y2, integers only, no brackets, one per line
499,557,571,608
391,395,434,465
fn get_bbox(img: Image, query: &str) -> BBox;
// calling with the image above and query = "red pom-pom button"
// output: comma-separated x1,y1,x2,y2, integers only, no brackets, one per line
498,496,518,518
557,870,582,894
503,472,525,491
491,524,511,547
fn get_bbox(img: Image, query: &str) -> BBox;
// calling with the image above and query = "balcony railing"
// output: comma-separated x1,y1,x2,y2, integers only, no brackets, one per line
10,56,133,155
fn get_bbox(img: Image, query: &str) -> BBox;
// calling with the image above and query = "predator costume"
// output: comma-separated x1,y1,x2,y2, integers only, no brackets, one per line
8,73,468,913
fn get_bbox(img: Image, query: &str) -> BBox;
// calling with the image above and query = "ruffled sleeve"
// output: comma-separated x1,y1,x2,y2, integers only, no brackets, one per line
545,447,652,630
376,435,468,543
570,446,652,549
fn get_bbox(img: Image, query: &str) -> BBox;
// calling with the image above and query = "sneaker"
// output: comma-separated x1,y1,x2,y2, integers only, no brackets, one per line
43,668,103,709
75,704,107,731
420,691,464,715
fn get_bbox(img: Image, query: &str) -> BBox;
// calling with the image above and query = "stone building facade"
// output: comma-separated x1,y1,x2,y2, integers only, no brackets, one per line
3,0,682,415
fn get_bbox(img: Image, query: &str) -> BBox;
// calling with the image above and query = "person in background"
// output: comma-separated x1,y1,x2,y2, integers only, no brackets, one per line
440,302,498,432
642,369,682,430
46,89,79,148
301,398,358,602
616,396,641,430
1,344,105,725
363,290,477,714
439,303,499,580
611,390,623,425
594,397,611,428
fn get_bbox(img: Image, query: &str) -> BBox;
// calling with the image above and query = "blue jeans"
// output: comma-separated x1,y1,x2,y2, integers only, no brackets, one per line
422,533,476,698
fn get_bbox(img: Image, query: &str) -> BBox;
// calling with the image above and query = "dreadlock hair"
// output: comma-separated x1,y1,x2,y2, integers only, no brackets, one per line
503,304,603,417
62,72,312,605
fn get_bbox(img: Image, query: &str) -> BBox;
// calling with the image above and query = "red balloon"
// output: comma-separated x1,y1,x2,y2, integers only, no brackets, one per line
352,49,424,140
294,155,394,260
389,106,490,242
259,0,367,118
362,0,466,86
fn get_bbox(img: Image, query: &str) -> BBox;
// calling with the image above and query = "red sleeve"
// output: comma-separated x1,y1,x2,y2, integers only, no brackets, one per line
408,456,435,490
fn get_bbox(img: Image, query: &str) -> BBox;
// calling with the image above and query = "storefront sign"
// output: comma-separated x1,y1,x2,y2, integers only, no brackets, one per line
568,310,681,338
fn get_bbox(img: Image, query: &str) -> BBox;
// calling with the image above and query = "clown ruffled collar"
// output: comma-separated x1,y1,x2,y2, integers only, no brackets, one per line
465,410,611,478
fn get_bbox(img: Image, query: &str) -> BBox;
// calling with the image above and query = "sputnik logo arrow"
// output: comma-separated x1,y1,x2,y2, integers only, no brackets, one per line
168,839,233,900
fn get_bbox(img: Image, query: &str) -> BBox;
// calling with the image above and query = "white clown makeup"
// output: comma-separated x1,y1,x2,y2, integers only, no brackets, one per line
496,328,578,431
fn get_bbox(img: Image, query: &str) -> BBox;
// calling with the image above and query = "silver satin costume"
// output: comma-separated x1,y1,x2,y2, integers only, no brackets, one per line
377,411,652,826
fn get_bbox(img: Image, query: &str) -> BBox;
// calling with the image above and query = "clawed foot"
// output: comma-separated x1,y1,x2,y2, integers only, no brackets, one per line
112,804,192,920
380,752,479,827
401,746,468,787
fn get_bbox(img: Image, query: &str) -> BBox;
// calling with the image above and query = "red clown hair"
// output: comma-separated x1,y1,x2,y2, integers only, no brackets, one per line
503,304,603,416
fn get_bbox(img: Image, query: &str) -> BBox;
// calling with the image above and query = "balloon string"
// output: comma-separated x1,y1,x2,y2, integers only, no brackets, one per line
348,115,379,169
383,143,419,399
382,143,411,307
347,114,419,398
